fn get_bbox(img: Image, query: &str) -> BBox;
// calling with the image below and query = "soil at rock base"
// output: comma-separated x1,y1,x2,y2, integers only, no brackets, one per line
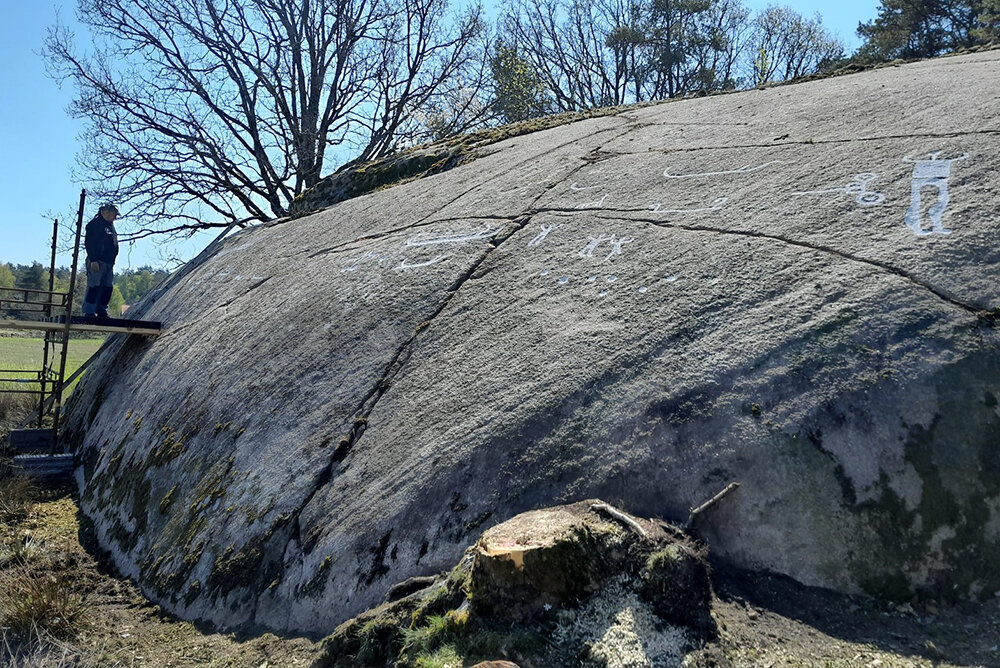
0,483,317,667
2,485,999,667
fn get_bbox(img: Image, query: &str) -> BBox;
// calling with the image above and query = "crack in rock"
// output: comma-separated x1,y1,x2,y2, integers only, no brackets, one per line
624,128,1000,156
591,212,992,317
280,124,639,595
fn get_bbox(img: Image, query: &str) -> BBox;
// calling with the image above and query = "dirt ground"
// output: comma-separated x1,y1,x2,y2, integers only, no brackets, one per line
705,568,1000,668
1,483,998,667
0,481,319,668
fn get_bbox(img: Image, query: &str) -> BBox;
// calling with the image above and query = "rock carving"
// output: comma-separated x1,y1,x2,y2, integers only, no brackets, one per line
577,194,609,209
604,236,634,261
395,255,447,270
342,250,387,272
578,234,633,260
528,224,557,247
902,151,969,236
59,52,1000,640
791,172,886,206
579,234,613,257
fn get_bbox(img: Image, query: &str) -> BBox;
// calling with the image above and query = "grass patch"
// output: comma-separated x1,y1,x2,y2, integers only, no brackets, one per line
0,336,104,394
1,392,36,437
412,645,462,668
0,336,105,440
0,566,89,637
0,481,88,640
0,473,36,523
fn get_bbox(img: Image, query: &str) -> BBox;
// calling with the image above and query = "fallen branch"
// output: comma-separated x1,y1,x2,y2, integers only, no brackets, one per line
590,503,647,538
685,482,740,530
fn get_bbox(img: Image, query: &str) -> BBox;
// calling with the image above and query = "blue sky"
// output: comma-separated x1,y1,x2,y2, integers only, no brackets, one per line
0,0,880,270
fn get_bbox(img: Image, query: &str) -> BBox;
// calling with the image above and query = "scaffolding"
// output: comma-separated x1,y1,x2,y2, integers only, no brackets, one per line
1,190,161,477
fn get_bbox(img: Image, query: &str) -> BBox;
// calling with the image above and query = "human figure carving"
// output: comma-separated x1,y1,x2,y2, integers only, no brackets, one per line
902,152,969,236
577,234,632,260
528,224,557,247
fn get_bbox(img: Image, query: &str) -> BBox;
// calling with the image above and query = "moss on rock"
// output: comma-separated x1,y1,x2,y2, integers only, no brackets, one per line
638,544,714,634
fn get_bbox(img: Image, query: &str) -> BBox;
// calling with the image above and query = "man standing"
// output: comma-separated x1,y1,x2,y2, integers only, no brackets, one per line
82,204,119,319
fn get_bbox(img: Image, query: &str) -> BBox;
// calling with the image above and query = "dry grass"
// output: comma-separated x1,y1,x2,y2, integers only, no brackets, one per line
0,392,36,439
0,474,36,524
0,566,88,637
0,477,90,665
0,627,82,668
0,485,320,667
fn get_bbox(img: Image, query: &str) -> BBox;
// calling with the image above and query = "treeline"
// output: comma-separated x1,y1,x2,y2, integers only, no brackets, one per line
0,263,168,318
492,0,999,122
491,0,844,122
857,0,999,62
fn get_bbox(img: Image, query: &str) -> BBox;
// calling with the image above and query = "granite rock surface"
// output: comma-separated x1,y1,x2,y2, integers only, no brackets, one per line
63,50,1000,634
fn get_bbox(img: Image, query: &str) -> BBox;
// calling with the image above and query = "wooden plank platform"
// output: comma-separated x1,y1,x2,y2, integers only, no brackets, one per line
12,454,75,480
0,315,161,336
9,429,56,454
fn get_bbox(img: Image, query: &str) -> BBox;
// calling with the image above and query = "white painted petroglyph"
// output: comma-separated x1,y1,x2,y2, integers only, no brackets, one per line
212,235,263,259
342,250,387,273
577,235,633,261
395,255,448,270
650,197,728,214
528,224,558,247
791,173,886,206
578,234,615,258
607,276,618,283
535,169,569,185
665,275,677,282
570,182,602,191
663,161,783,179
540,270,550,277
215,270,268,282
558,276,570,285
406,225,500,247
638,286,648,293
604,237,634,261
577,194,609,209
902,151,969,236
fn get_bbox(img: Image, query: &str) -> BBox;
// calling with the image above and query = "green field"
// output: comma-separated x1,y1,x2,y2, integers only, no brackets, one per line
0,336,105,393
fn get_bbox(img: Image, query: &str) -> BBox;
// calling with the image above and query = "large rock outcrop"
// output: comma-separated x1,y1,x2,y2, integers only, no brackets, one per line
64,50,1000,634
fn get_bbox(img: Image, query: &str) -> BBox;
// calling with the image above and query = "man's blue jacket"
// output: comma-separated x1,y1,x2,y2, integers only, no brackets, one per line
85,215,119,264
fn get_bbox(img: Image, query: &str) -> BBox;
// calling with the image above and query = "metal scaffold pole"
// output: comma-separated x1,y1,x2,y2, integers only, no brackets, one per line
38,219,59,429
51,190,86,453
1,191,160,477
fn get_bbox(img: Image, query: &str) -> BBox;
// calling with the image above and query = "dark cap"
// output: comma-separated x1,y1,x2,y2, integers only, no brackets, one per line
99,203,119,215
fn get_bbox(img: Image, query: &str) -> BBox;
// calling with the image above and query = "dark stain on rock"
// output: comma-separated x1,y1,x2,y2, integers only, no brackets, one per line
450,492,468,512
650,390,715,426
365,531,393,586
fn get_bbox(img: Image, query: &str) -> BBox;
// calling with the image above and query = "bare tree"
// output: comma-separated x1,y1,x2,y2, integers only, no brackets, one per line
46,0,487,238
496,0,747,110
747,6,844,85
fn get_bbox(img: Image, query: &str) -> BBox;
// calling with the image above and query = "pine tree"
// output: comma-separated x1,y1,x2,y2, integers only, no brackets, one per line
857,0,987,61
